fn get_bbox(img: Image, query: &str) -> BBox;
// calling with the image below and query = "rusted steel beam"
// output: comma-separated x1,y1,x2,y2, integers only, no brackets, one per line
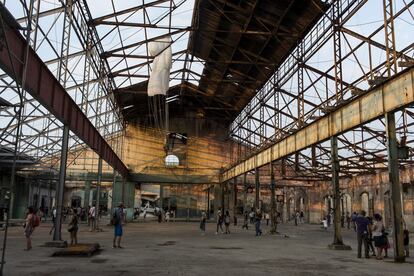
223,67,414,181
0,8,129,177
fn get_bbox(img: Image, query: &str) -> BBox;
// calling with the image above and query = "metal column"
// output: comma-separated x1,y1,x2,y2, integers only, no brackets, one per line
53,125,69,241
159,184,164,211
84,180,91,208
95,157,102,230
233,177,237,225
385,112,405,262
255,168,260,210
329,136,351,250
243,173,247,212
270,161,277,234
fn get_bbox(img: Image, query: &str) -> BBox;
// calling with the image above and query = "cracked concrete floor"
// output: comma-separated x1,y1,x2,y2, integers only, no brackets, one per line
1,221,413,275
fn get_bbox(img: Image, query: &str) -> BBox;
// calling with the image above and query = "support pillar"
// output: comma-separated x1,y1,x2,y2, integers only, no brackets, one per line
233,177,237,225
385,112,405,262
282,186,288,223
207,186,210,219
159,184,164,211
84,180,91,208
221,182,225,212
187,184,191,221
255,168,260,210
53,125,69,241
110,170,117,211
270,162,277,234
328,136,351,250
95,157,102,230
243,173,247,212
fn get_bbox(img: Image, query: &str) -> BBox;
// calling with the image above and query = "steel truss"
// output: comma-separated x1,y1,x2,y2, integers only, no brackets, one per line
0,0,126,177
229,0,414,180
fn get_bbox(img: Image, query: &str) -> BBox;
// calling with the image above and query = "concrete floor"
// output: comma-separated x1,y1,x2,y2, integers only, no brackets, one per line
1,220,413,275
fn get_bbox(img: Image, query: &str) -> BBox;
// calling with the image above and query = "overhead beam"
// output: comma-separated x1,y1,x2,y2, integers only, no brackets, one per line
223,67,414,181
0,5,129,177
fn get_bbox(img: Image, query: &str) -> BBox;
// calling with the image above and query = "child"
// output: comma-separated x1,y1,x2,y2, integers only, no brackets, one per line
404,229,409,257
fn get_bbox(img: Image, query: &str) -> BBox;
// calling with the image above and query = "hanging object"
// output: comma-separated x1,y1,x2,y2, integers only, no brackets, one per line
147,36,172,96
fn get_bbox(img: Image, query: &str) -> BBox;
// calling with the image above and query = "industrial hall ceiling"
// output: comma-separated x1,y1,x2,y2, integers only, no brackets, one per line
111,0,329,124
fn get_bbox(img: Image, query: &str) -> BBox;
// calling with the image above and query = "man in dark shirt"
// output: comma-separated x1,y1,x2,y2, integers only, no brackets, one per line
354,210,371,258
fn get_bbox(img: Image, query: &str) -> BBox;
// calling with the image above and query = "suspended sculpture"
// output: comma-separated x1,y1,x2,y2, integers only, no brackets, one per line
147,36,172,96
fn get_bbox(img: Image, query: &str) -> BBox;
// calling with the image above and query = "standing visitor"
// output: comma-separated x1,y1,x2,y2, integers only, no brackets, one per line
372,213,386,260
49,206,57,235
216,208,224,234
224,210,231,234
294,210,300,226
255,209,263,236
351,212,357,232
112,203,124,248
68,208,79,246
265,212,270,226
354,210,371,259
404,229,410,257
157,209,162,223
166,210,171,222
327,212,331,228
366,216,376,257
346,212,351,229
87,206,91,226
322,216,328,230
300,210,304,224
123,207,127,224
242,211,249,230
24,207,37,251
89,205,96,231
200,211,207,235
249,210,255,224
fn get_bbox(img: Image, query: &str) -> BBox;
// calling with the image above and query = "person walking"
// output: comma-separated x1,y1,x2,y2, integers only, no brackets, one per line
112,203,124,248
216,208,224,234
89,205,96,231
24,207,36,251
265,213,270,226
300,210,304,224
224,210,231,234
242,211,249,230
255,209,263,236
354,210,371,259
200,211,207,235
68,208,79,246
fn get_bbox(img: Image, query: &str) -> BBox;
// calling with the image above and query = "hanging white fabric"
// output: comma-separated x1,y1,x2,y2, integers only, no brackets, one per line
147,36,172,96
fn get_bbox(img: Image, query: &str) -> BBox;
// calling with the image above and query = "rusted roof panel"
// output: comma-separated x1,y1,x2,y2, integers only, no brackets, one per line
189,0,329,112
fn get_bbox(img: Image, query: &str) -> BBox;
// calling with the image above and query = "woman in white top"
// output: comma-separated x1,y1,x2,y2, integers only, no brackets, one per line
372,213,386,260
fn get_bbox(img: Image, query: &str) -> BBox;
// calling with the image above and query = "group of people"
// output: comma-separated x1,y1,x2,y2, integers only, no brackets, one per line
353,210,410,259
202,208,264,236
23,202,126,251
